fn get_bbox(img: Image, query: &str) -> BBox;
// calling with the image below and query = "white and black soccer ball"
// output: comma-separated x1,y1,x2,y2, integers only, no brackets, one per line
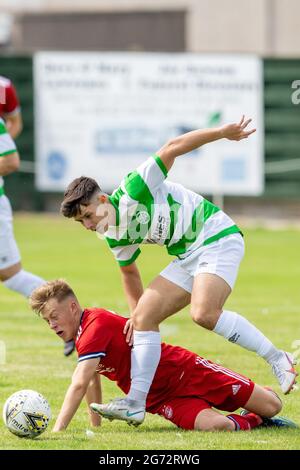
2,389,51,438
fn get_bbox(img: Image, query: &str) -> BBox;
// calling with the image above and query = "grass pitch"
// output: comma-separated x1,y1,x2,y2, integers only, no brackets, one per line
0,214,299,450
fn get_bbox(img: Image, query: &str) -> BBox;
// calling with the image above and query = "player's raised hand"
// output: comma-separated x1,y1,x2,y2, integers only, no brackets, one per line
220,115,256,141
123,318,134,346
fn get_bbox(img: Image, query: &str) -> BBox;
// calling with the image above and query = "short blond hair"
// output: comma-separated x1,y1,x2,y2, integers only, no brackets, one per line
29,279,76,315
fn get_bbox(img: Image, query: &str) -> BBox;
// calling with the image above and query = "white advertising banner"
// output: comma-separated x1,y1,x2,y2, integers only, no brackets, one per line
34,52,264,195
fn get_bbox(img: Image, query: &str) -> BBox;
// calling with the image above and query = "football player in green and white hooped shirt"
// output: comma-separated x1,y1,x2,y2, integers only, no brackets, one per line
0,117,75,355
61,116,297,425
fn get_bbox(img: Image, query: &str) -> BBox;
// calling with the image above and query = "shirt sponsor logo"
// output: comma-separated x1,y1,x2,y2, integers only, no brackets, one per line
147,215,169,244
96,363,116,374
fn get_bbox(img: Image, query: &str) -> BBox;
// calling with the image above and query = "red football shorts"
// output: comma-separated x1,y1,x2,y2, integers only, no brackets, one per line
154,356,255,430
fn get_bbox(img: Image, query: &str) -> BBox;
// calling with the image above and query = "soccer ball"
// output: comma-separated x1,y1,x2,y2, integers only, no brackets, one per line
2,390,51,438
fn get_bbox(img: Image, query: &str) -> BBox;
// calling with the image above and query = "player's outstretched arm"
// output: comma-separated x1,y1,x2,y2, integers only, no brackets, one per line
52,358,99,432
85,373,102,427
0,151,20,176
120,262,144,313
156,115,256,171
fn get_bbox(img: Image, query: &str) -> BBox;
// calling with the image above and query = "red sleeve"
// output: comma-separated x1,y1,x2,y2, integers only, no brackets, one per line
3,82,20,115
77,315,113,363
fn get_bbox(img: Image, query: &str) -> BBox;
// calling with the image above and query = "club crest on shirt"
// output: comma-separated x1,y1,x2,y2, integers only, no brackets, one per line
136,211,150,224
162,405,173,420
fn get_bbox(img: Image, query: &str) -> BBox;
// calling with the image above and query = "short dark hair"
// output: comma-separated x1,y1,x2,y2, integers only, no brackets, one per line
61,176,101,218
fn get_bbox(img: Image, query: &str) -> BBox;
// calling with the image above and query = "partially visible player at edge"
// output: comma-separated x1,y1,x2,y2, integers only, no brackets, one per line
0,75,23,139
29,280,298,432
0,76,74,355
61,116,297,424
0,114,73,355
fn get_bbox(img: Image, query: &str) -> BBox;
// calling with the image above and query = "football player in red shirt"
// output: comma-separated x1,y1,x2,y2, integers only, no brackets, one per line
0,76,23,139
29,279,297,432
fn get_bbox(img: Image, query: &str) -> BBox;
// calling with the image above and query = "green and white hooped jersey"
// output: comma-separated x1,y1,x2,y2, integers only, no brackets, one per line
105,155,241,266
0,118,17,196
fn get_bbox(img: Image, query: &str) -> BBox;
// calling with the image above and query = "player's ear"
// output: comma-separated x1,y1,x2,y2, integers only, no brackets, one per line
98,193,108,204
69,299,78,316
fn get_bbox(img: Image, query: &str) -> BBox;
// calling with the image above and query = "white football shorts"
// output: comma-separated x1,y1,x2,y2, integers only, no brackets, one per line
160,233,245,292
0,195,21,270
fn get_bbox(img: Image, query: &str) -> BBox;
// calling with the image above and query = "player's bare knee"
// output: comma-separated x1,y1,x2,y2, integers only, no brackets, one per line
190,305,221,330
265,394,282,417
273,399,282,416
131,311,143,330
0,264,21,282
0,261,22,280
0,269,8,282
132,309,157,331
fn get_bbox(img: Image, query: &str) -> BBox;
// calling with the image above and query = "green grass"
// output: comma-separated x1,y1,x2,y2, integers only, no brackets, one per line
0,214,300,449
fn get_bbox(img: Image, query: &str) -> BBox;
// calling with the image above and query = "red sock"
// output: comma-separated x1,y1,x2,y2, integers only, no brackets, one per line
227,413,263,431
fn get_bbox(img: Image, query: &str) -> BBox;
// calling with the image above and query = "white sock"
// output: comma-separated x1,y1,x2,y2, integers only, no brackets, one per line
127,330,161,404
213,310,281,363
3,270,45,298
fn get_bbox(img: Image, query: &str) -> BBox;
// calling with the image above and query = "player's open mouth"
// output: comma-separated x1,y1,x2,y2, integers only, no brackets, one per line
57,331,64,337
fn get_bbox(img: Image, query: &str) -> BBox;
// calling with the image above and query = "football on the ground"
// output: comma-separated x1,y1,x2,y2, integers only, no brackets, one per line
2,389,51,438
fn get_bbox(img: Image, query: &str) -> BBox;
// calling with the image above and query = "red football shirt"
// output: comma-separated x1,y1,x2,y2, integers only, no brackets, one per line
75,308,197,410
0,76,20,117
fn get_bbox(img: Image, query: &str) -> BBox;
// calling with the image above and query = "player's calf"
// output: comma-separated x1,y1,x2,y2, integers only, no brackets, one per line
194,409,235,431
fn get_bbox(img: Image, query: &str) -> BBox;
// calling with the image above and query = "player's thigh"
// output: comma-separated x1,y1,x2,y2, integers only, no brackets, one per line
190,234,244,316
158,396,234,431
157,396,210,430
194,408,234,431
133,275,191,329
191,273,231,318
243,384,282,417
